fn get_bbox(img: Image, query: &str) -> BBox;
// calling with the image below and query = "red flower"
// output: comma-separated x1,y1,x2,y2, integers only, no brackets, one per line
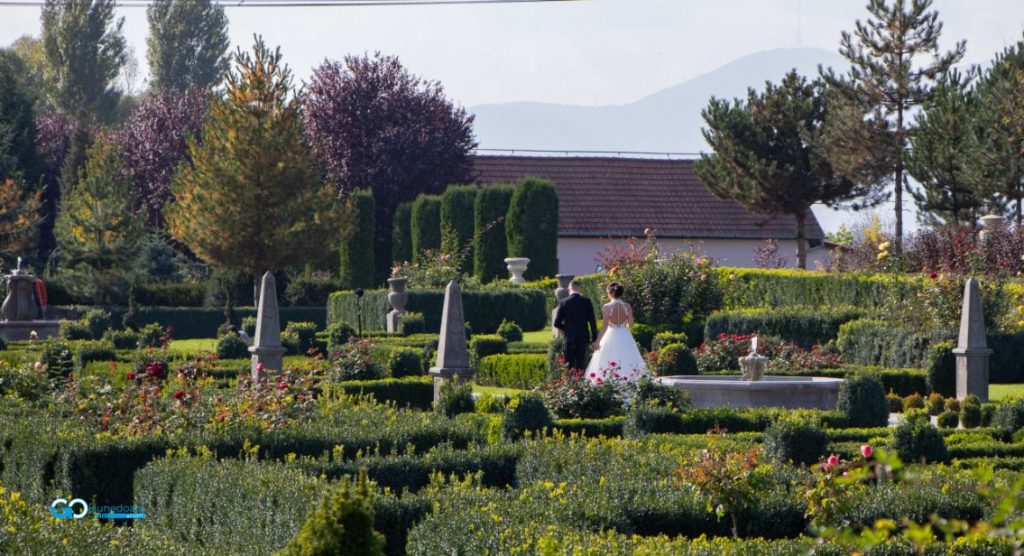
929,272,938,279
126,372,137,381
596,378,603,384
719,333,727,340
609,361,617,367
173,390,185,400
589,372,595,377
256,363,266,373
861,444,873,458
278,381,288,390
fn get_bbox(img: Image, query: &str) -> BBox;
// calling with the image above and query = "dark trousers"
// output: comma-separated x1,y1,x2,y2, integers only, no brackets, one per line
563,341,589,372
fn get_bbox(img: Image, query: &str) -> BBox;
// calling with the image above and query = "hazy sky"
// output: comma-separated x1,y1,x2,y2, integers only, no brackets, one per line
2,0,1023,109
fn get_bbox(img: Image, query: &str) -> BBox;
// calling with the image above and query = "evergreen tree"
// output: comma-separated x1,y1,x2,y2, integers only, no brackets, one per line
0,50,41,183
165,37,336,300
970,41,1024,224
440,184,477,269
277,472,385,556
907,70,986,226
54,138,143,303
824,0,965,252
506,177,558,279
41,0,127,123
391,201,413,265
0,177,41,264
474,184,513,283
696,71,868,269
7,36,47,112
146,0,230,92
339,189,375,290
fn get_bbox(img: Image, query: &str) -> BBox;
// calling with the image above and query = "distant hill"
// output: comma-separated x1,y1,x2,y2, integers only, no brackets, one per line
470,47,848,153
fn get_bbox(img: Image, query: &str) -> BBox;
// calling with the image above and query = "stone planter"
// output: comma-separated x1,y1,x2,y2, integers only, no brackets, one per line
386,277,409,334
979,214,1005,242
554,274,574,303
504,257,530,284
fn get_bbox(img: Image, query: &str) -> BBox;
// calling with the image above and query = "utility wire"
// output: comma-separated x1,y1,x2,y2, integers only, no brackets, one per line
0,0,579,7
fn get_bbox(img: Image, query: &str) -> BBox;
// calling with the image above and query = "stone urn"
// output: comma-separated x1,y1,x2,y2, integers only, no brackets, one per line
554,274,574,303
386,277,409,334
979,214,1006,242
504,257,530,284
2,269,37,321
739,336,767,381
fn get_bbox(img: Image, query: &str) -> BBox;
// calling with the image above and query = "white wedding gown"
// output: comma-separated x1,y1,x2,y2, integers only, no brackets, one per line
585,301,648,384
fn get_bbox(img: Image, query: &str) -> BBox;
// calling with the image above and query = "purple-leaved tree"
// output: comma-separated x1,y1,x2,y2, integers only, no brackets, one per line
303,53,476,281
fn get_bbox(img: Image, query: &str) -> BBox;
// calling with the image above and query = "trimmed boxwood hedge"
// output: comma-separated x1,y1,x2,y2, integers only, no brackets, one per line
334,378,435,410
392,201,414,264
328,288,547,333
411,194,441,262
473,184,514,283
704,306,863,348
440,185,478,258
506,177,558,280
52,305,326,340
339,188,376,290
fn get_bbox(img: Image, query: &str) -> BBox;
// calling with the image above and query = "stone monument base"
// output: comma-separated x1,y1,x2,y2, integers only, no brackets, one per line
0,320,60,341
249,346,286,380
429,367,474,401
386,310,403,334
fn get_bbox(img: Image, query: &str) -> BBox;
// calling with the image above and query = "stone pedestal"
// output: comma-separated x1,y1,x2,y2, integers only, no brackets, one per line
979,215,1005,243
249,271,286,380
504,258,530,284
953,277,991,401
739,353,767,381
386,277,409,334
429,281,473,401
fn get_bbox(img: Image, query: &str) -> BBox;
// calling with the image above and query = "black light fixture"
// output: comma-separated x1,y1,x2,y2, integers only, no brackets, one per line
354,288,364,337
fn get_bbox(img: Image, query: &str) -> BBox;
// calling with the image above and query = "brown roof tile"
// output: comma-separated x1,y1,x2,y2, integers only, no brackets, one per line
471,155,824,240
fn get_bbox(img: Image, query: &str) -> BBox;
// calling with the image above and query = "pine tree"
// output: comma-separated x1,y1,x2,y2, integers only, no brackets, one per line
0,50,41,183
146,0,230,92
824,0,965,252
41,0,127,123
970,41,1024,224
907,70,986,226
695,71,868,269
54,138,143,303
165,37,337,299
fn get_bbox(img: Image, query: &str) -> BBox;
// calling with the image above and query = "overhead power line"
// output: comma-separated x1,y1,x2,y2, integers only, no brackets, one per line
474,148,701,159
0,0,579,7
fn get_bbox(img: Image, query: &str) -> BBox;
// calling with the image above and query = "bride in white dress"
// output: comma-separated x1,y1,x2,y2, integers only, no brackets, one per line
585,282,649,385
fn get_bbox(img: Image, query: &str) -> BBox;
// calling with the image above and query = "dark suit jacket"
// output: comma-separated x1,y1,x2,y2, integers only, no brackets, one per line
553,293,599,345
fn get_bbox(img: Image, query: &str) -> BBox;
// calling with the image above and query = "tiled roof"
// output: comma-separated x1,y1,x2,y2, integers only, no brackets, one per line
471,155,824,240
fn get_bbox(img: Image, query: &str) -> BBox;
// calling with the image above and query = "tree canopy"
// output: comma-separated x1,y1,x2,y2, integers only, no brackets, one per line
146,0,230,92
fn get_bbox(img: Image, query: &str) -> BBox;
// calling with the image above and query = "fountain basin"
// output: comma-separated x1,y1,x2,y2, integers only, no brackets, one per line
0,320,59,341
657,375,843,410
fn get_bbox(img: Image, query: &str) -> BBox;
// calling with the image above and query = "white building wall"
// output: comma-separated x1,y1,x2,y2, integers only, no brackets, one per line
556,237,831,276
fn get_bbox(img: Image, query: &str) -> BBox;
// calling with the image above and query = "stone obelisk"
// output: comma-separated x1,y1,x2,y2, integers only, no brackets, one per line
953,277,991,402
249,271,286,380
429,281,473,401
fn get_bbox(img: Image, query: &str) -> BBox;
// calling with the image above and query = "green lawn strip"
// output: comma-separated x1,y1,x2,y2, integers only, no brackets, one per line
521,328,553,344
990,383,1024,401
166,338,218,356
472,383,528,397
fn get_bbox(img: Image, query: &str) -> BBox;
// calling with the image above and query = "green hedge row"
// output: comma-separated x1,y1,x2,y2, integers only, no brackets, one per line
706,366,928,397
339,189,375,290
411,194,441,262
704,306,864,348
135,456,430,556
333,378,435,410
716,268,896,309
392,201,414,264
476,353,548,389
506,177,559,280
473,184,514,283
55,305,326,340
440,185,478,258
328,288,547,333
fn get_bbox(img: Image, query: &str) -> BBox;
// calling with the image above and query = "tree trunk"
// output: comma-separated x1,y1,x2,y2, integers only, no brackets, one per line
796,211,807,270
894,104,904,254
1017,197,1022,227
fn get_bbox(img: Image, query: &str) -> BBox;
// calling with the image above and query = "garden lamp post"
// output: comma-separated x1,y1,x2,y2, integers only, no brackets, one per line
355,287,364,337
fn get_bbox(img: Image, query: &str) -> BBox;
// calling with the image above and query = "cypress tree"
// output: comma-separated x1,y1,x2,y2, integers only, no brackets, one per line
474,184,513,283
146,0,230,92
391,201,413,264
440,184,477,268
410,194,441,263
339,189,375,289
506,177,558,279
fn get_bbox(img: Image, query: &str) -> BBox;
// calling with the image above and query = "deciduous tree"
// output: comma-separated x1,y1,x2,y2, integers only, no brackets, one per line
146,0,230,92
303,53,476,281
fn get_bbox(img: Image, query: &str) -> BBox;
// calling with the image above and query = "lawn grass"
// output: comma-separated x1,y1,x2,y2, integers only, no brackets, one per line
472,383,527,397
167,338,217,356
521,328,553,344
990,383,1024,401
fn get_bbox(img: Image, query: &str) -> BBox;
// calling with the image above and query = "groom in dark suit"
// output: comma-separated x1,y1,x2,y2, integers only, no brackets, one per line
553,280,599,372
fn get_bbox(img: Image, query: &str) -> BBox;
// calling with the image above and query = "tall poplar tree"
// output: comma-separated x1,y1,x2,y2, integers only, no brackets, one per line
165,37,336,302
41,0,127,123
146,0,230,92
54,137,143,303
824,0,965,252
907,70,986,226
696,71,873,269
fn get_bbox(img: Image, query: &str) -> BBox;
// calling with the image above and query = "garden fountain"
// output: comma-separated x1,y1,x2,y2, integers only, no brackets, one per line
657,336,843,410
0,257,60,341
